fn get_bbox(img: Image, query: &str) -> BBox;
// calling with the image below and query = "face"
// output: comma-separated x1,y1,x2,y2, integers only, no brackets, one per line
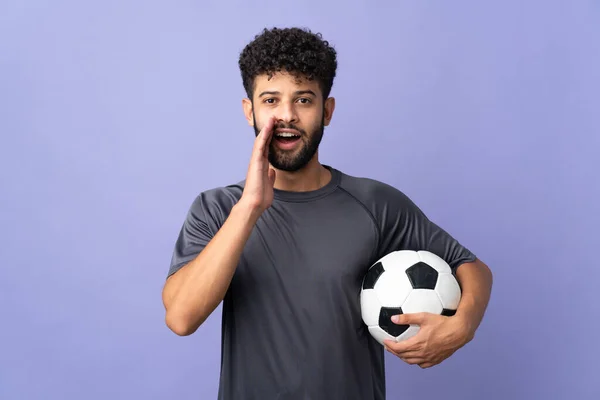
243,72,335,172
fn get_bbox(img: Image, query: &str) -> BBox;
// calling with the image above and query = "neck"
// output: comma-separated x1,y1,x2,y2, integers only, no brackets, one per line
272,157,332,192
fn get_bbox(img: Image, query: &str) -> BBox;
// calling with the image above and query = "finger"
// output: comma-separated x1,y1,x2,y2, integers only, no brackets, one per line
251,117,274,161
391,312,430,326
392,349,422,358
384,346,425,364
405,357,427,366
386,348,422,359
254,116,276,159
384,336,421,354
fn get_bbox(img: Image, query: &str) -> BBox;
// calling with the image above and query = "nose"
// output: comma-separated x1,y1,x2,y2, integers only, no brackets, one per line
276,101,298,125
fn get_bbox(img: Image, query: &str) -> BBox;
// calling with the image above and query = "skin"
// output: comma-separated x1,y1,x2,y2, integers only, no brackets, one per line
242,72,336,193
163,70,493,370
384,258,493,369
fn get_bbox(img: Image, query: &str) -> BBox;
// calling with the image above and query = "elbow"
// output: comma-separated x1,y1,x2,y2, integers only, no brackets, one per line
482,259,493,282
476,258,494,289
165,311,201,337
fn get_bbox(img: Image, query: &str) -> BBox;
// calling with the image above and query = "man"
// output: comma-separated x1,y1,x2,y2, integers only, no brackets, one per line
162,27,493,399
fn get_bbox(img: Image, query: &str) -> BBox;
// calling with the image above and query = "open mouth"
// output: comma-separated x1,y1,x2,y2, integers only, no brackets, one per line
274,130,302,148
275,132,301,143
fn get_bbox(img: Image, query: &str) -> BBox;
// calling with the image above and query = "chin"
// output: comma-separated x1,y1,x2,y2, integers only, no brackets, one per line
271,161,306,172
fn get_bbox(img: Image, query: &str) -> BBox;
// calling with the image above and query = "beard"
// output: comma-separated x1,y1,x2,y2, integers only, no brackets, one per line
253,110,325,172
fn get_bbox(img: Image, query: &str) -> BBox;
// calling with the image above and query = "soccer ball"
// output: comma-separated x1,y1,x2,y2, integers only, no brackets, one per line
360,250,461,345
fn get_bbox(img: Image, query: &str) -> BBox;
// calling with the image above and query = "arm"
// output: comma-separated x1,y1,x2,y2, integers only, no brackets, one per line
162,200,261,336
385,258,493,368
453,258,494,342
382,240,493,368
373,186,493,367
163,116,277,336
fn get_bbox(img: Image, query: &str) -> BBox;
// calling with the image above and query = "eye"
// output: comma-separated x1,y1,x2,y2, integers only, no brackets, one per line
297,98,311,104
263,98,276,104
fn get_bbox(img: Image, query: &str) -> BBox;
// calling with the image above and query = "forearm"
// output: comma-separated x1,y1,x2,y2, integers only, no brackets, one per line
453,258,493,341
163,200,261,335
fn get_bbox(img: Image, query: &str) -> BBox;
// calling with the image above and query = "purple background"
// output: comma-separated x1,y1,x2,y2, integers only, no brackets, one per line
1,1,598,399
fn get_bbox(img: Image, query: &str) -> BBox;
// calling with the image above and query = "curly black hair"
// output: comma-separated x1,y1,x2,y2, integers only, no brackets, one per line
238,27,337,101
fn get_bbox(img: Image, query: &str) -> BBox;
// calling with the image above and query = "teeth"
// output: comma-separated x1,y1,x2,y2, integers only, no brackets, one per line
276,132,298,138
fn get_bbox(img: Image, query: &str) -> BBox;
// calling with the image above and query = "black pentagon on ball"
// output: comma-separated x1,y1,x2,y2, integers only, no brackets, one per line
379,307,409,337
441,309,457,317
362,261,384,289
406,262,438,290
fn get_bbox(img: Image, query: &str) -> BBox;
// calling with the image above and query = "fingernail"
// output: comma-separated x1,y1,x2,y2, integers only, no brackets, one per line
391,315,399,323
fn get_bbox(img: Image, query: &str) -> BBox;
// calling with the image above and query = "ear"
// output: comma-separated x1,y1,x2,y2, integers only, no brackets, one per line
323,97,336,126
242,98,254,126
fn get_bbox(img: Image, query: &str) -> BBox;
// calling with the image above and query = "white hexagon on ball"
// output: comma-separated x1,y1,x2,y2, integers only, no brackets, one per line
359,288,381,328
435,273,462,310
373,269,412,307
380,250,420,274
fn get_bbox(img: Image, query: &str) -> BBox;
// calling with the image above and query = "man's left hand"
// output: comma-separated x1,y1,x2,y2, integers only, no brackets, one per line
383,312,474,369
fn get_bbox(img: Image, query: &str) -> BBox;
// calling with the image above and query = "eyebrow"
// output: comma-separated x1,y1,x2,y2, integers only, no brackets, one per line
258,90,317,97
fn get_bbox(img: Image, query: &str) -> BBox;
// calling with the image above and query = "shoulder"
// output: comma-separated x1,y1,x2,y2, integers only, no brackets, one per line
198,180,244,207
336,169,414,208
188,180,245,227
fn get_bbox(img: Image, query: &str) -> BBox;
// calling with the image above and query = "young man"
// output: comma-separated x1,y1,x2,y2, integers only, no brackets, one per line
162,27,493,400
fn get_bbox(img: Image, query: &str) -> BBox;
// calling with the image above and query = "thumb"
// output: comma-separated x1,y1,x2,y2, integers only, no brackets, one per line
391,312,428,326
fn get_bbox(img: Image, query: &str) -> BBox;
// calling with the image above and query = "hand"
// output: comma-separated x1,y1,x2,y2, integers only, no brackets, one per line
383,312,473,369
239,116,277,213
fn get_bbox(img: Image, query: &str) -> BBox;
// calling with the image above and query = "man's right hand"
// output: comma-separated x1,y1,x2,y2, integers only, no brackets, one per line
239,116,278,214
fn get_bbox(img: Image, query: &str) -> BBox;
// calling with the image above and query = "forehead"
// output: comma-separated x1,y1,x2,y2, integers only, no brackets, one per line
253,72,321,97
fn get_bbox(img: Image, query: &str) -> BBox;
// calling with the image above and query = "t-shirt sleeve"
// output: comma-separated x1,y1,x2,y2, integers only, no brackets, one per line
167,194,215,278
377,188,477,273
